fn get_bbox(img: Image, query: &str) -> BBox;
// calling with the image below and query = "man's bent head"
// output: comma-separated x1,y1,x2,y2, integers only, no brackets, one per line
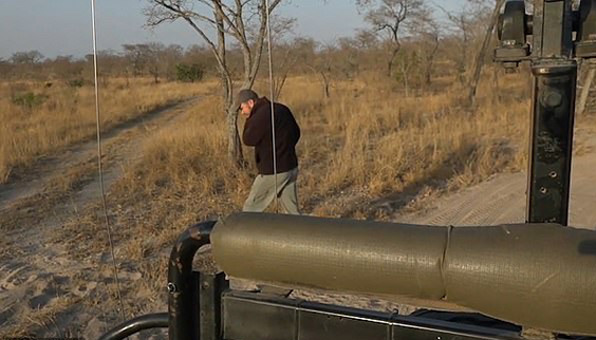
234,89,259,117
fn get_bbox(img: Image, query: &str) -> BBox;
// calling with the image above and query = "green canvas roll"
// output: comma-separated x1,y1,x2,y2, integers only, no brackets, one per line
211,212,596,335
211,212,447,301
445,224,596,335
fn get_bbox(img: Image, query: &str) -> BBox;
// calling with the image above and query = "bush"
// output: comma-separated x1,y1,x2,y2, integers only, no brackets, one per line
68,78,85,88
11,92,48,109
175,63,204,83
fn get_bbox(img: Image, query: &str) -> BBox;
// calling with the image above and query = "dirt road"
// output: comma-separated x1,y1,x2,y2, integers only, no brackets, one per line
290,126,596,320
0,100,594,337
395,126,596,230
0,99,196,212
0,99,197,337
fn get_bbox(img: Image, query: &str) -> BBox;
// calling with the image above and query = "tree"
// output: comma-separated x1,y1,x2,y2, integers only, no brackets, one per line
0,58,13,79
335,37,362,79
49,55,85,80
176,63,205,82
162,44,185,80
356,0,423,77
184,44,216,77
438,0,504,95
408,6,440,87
145,0,284,165
269,38,305,100
293,37,334,98
122,44,152,77
395,46,418,96
147,43,165,83
96,49,126,78
467,0,506,105
10,50,44,64
284,37,333,99
437,4,475,84
121,43,174,83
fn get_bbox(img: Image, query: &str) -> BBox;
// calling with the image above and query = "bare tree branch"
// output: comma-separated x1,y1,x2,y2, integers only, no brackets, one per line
357,0,423,77
145,0,290,164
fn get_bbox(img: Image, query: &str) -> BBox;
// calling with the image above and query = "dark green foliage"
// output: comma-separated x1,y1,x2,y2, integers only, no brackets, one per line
175,63,204,83
68,79,85,88
11,92,48,109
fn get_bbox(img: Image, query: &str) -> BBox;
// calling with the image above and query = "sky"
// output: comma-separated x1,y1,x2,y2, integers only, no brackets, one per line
0,0,461,60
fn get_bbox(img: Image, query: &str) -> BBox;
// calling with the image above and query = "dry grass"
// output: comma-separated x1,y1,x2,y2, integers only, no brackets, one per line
3,70,541,334
0,295,80,337
278,72,530,216
0,78,214,183
3,65,596,336
88,68,533,266
39,71,533,328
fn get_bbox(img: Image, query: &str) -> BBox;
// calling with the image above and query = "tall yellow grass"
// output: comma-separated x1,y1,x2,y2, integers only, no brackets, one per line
284,72,529,196
45,70,537,324
0,78,213,182
102,69,531,266
5,70,594,333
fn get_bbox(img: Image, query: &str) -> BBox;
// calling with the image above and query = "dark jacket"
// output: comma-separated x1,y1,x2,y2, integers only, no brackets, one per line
242,97,300,175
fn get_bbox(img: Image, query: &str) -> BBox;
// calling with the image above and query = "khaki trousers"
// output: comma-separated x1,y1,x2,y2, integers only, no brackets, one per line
242,167,300,214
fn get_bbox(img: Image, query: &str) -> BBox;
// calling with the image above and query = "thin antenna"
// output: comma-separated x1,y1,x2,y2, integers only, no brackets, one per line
265,0,279,212
91,0,125,319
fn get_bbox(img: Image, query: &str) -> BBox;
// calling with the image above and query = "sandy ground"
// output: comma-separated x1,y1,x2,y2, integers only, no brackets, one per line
395,126,596,230
283,128,596,328
0,98,196,212
0,104,594,338
0,99,197,338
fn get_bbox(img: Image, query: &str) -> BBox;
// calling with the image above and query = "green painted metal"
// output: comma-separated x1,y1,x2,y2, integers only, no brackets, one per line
527,63,576,224
221,292,522,340
525,0,577,224
212,213,447,301
211,212,596,336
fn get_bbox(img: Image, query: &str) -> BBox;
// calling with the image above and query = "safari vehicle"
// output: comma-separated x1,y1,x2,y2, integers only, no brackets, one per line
99,1,596,339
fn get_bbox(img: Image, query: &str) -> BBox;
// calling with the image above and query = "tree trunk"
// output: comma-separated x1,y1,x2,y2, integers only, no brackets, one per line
146,0,285,167
215,9,243,165
424,63,432,87
424,38,439,87
274,72,289,100
306,65,330,98
402,70,409,97
321,71,330,98
227,108,243,165
467,0,506,105
492,67,502,104
387,47,399,78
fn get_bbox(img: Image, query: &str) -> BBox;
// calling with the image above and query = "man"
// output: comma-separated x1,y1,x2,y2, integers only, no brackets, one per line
235,89,301,214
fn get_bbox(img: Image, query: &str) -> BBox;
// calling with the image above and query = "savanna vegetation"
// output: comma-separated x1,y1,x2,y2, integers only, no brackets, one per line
2,0,596,336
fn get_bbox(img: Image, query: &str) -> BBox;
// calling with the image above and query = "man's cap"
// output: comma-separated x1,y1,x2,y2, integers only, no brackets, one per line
234,89,259,110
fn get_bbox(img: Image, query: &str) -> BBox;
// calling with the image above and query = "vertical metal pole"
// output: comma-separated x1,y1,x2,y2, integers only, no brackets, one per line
526,0,577,225
90,0,125,317
199,272,228,340
168,221,215,340
265,0,279,213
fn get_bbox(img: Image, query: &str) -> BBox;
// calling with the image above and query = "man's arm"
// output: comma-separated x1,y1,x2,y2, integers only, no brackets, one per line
242,110,268,146
289,109,300,145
